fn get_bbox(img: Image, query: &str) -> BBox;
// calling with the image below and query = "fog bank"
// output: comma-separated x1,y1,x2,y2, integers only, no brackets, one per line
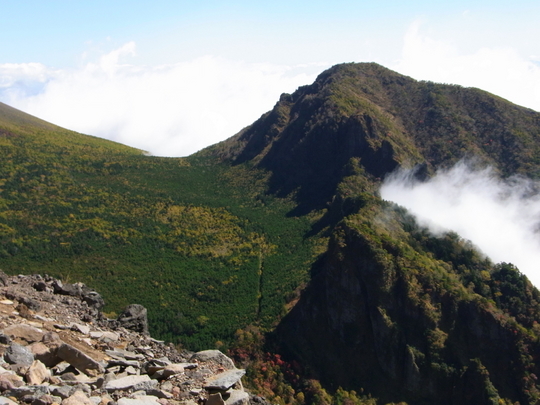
380,161,540,287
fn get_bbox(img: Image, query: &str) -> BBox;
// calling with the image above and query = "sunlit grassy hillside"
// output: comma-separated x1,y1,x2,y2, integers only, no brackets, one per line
0,102,320,350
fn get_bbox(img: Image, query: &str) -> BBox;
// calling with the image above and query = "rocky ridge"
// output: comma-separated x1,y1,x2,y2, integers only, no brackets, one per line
0,272,253,405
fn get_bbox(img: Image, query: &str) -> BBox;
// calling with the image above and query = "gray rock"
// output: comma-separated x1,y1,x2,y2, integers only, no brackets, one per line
107,359,140,368
4,324,44,343
31,394,60,405
82,291,105,310
225,389,249,405
141,358,171,375
50,385,74,399
0,270,9,286
104,375,152,391
132,379,159,392
4,292,41,312
57,343,105,376
32,281,49,292
204,369,246,391
3,385,49,399
0,333,11,345
207,393,225,405
90,331,119,342
19,297,42,312
190,350,236,370
117,304,148,334
105,349,144,361
117,396,161,405
0,271,8,287
145,389,173,399
70,323,90,335
0,396,17,405
4,343,35,366
51,281,105,310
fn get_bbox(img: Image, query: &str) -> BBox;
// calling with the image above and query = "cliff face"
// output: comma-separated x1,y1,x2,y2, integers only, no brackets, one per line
276,208,540,404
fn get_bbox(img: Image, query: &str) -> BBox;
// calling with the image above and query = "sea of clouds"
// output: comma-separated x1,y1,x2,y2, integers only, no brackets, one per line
0,42,320,157
380,160,540,287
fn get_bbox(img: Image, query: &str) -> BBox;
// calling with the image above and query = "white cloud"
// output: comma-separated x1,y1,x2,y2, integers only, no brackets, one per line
392,20,540,112
0,43,319,157
380,161,540,287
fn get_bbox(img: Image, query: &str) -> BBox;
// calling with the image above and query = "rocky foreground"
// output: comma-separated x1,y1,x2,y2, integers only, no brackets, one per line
0,272,256,405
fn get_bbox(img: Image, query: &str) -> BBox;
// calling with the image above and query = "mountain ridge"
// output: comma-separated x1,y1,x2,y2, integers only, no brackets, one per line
205,62,540,214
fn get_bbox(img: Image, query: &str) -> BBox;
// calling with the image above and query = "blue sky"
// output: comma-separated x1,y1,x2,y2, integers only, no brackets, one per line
1,1,540,156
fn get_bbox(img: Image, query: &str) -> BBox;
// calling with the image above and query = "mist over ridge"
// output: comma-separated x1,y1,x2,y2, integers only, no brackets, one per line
380,159,540,286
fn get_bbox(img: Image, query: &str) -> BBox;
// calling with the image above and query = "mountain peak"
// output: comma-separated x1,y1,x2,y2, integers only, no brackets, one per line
206,63,540,213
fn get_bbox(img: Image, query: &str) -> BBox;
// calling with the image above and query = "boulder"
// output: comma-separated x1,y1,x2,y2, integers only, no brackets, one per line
4,324,44,343
69,323,90,335
32,394,61,405
0,375,15,391
52,281,105,310
25,360,50,385
224,389,249,405
4,343,35,366
57,343,105,376
207,393,226,405
190,350,235,370
117,304,148,334
61,390,94,405
117,395,161,405
29,342,61,368
104,375,152,391
204,369,246,391
0,271,9,286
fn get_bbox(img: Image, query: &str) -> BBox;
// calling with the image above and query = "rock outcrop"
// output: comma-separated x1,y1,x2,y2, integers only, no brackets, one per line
0,273,249,405
276,221,540,405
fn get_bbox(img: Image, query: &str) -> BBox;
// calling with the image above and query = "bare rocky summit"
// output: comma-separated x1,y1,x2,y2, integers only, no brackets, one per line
0,272,251,405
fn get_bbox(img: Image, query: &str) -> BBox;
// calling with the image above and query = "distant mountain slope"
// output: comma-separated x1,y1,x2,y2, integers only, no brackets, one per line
0,101,144,155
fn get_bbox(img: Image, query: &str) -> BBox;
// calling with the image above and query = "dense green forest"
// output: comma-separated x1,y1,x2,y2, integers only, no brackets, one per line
0,102,321,350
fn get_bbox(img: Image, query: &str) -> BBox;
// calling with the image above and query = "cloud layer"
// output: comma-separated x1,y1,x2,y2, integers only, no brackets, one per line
0,43,320,156
380,161,540,287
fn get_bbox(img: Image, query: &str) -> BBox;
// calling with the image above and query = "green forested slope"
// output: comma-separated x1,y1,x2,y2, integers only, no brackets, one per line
0,102,320,350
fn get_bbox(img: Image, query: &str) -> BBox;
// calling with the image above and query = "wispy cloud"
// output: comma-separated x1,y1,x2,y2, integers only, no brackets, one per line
380,161,540,287
0,43,320,156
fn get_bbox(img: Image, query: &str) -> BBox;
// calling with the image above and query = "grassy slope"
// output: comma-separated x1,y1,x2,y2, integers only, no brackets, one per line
0,103,320,350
